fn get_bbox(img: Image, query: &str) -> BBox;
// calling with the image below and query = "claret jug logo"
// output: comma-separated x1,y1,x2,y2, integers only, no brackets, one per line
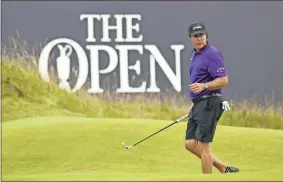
38,14,185,93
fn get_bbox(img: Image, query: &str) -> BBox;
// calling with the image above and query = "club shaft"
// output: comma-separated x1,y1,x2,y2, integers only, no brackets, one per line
131,113,189,147
132,121,177,147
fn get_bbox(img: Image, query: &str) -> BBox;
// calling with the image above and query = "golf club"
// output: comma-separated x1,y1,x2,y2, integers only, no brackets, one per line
121,112,189,149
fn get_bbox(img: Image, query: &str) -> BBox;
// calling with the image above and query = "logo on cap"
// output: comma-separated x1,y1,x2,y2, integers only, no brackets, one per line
193,24,202,30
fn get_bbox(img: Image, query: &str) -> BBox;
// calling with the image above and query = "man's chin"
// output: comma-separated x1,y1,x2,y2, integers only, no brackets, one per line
196,44,204,50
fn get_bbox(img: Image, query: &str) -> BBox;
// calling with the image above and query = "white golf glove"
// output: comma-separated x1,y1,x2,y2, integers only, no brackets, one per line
222,101,231,111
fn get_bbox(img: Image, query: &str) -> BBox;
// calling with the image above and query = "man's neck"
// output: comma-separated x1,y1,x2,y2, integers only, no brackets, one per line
195,48,201,53
195,42,208,53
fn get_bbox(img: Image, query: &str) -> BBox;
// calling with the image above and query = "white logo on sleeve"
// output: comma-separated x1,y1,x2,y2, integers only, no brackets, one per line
216,67,225,73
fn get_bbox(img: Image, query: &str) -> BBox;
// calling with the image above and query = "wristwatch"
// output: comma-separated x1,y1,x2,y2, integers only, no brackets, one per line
204,83,209,89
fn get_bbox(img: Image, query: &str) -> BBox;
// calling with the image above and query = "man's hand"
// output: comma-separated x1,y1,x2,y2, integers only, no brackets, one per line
189,83,205,93
222,101,231,111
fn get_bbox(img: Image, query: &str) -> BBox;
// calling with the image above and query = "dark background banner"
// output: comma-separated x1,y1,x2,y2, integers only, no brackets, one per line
2,1,283,103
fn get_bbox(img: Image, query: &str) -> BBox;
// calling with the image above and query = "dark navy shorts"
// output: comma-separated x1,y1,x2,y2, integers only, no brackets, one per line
185,95,224,143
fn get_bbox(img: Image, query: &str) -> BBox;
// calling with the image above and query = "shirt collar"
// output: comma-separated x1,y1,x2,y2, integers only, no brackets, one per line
194,42,209,54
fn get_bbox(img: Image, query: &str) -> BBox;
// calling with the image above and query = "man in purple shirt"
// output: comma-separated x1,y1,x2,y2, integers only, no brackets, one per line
185,22,239,174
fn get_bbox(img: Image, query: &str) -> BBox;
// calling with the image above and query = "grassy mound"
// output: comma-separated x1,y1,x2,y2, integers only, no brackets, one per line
1,57,189,122
3,116,283,181
2,57,283,129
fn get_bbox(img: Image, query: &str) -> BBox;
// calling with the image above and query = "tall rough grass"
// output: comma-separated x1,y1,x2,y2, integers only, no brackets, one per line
1,36,283,129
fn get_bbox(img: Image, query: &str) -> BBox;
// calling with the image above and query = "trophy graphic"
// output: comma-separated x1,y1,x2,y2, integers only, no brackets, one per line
56,44,73,91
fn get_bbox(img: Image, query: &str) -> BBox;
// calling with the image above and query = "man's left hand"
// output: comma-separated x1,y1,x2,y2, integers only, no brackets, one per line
189,83,205,93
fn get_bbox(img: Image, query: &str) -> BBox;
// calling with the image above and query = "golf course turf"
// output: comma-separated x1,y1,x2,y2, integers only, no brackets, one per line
3,116,283,181
2,36,283,181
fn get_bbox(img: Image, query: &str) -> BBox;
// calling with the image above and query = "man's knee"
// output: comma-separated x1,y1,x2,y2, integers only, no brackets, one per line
185,139,197,154
198,142,211,154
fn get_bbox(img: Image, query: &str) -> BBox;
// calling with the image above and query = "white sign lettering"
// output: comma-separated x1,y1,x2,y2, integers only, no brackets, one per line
38,14,185,93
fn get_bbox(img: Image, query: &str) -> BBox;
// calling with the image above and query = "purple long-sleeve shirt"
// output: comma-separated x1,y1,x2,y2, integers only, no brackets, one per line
189,42,227,99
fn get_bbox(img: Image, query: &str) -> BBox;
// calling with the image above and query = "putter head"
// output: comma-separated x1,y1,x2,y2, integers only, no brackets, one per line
121,142,132,149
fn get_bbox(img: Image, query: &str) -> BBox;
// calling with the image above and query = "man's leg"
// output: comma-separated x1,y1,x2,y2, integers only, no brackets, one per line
198,142,214,173
185,98,239,173
185,139,226,173
195,96,239,174
195,97,224,173
185,102,226,172
196,140,239,173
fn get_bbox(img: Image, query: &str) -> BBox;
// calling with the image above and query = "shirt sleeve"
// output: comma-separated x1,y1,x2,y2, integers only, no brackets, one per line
207,51,227,79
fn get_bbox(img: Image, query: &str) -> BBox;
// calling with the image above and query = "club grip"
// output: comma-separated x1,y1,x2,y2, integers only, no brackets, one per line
176,113,189,123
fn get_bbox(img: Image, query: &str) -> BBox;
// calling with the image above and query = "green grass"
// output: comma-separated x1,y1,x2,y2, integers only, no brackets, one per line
2,57,283,129
1,57,189,122
2,39,283,181
3,116,283,181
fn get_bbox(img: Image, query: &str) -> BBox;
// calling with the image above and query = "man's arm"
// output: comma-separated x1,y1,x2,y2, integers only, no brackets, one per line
205,50,228,90
189,76,228,93
205,75,228,90
189,50,228,93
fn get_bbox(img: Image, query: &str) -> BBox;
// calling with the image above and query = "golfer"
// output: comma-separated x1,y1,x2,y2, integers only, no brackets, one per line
185,22,239,174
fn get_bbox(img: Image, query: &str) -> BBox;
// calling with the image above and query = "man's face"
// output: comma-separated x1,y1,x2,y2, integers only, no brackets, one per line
189,33,207,50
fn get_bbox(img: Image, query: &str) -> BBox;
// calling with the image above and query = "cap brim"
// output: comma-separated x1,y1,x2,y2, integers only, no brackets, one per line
190,30,207,36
